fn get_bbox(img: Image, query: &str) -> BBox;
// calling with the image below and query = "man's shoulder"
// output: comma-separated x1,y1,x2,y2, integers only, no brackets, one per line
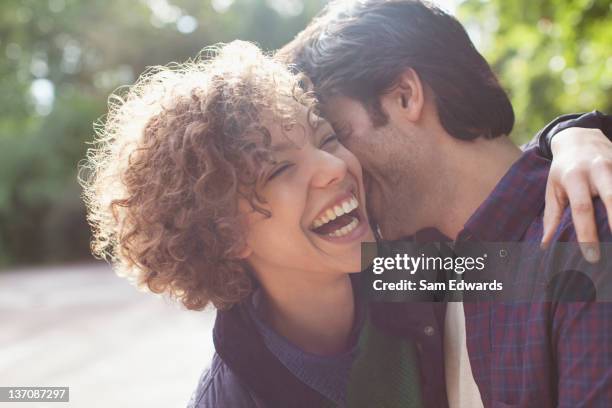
540,197,612,302
187,353,263,408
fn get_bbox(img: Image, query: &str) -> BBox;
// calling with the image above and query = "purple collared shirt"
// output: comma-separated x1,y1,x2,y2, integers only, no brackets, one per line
458,148,612,407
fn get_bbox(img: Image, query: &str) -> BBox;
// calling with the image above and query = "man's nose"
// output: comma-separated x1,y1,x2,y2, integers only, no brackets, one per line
310,150,348,188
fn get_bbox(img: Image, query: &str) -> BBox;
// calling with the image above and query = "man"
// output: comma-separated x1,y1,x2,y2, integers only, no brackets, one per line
279,0,612,406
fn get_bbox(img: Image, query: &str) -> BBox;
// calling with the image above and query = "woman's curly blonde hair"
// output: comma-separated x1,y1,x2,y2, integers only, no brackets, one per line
80,41,315,310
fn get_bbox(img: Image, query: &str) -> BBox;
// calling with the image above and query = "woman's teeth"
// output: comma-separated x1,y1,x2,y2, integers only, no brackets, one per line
310,195,362,238
312,196,359,228
327,216,359,237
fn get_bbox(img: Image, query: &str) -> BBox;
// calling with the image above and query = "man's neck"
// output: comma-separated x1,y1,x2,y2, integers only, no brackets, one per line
432,136,522,239
253,266,355,356
381,134,522,241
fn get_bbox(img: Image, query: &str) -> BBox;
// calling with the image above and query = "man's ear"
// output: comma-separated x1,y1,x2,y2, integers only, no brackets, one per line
382,68,425,124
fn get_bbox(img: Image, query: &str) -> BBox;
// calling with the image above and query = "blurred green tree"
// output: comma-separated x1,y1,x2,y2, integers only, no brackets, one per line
0,0,325,267
459,0,612,143
0,0,609,267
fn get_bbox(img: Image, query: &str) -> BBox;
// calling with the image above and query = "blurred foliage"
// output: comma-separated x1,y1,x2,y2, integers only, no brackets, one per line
0,0,610,267
458,0,612,142
0,0,326,267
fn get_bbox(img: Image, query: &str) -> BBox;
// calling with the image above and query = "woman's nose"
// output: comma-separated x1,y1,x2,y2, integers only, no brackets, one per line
310,150,348,189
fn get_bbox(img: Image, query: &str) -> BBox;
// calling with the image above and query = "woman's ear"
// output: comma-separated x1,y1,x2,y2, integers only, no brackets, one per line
235,244,253,260
235,198,255,260
382,67,425,124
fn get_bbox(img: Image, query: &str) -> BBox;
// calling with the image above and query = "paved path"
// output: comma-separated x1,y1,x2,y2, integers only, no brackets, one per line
0,263,215,408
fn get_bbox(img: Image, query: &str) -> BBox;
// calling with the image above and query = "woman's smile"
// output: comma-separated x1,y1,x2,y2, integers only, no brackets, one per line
307,187,370,244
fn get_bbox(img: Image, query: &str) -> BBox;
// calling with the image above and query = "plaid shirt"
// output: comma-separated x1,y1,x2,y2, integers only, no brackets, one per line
459,148,612,407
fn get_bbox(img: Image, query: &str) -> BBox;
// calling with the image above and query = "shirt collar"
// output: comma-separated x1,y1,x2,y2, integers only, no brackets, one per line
246,279,366,406
459,148,550,242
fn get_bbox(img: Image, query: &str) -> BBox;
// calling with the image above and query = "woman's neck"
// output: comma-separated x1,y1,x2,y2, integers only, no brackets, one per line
257,273,355,356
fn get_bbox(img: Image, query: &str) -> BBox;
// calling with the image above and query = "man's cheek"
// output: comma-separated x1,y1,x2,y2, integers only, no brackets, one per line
354,149,377,171
362,170,374,193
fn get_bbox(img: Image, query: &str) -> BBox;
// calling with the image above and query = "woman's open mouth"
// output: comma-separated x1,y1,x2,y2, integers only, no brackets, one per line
309,193,366,240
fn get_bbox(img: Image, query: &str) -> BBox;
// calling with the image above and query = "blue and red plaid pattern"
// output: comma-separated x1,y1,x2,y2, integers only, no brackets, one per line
459,148,612,407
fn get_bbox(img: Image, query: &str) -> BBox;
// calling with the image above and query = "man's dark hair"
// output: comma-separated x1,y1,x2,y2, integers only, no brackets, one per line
278,0,515,139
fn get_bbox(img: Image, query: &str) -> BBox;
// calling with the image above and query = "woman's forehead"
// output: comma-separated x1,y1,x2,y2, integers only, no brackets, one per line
263,108,329,147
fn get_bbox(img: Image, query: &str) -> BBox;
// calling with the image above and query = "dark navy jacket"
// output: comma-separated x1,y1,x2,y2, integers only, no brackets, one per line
188,300,448,408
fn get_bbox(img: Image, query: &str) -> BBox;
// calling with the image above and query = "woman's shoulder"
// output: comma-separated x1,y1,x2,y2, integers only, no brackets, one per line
187,353,264,408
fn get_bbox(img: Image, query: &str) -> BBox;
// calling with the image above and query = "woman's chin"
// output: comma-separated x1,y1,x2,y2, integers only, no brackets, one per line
337,247,372,274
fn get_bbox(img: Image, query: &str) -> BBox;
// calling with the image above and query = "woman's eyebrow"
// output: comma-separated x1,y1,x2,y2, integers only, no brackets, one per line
331,120,353,139
312,116,327,130
271,141,297,152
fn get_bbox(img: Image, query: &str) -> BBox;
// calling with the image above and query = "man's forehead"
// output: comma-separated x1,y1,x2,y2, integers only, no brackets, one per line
321,96,370,132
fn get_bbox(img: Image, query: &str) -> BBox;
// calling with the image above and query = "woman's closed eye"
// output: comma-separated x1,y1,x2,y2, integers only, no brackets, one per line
266,162,293,182
320,133,339,148
264,134,337,183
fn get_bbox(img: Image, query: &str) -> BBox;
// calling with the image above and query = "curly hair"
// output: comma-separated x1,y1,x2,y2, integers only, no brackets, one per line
80,41,315,310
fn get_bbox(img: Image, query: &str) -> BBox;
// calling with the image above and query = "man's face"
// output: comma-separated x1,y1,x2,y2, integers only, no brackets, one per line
322,95,427,238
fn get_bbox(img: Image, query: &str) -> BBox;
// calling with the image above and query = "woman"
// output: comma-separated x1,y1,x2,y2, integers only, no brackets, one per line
81,41,611,408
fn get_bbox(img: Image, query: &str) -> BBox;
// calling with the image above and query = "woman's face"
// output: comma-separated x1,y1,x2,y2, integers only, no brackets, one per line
241,108,375,280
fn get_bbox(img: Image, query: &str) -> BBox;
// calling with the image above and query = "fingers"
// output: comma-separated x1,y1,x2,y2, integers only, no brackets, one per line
542,180,565,249
545,127,611,262
564,172,600,263
590,158,612,234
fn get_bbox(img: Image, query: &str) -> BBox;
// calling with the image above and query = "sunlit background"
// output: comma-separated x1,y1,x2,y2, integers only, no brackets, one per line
0,0,610,406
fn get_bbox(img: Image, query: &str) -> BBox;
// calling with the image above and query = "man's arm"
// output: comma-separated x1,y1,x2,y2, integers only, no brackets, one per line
535,111,612,158
532,111,612,261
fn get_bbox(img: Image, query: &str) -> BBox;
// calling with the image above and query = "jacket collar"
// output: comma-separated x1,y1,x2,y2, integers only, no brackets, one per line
213,303,333,407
